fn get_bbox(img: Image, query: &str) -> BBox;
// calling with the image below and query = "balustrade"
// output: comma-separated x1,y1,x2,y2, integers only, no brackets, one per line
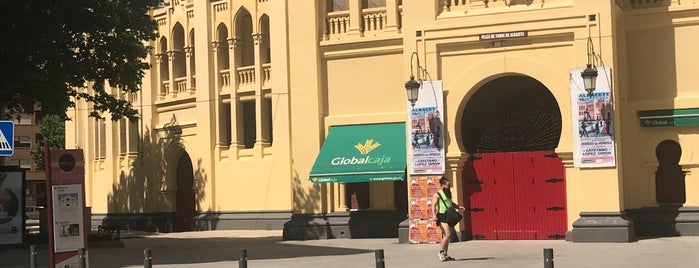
362,8,388,33
220,69,231,90
262,64,271,85
237,66,256,85
625,0,672,9
327,11,351,37
161,81,170,97
175,77,187,94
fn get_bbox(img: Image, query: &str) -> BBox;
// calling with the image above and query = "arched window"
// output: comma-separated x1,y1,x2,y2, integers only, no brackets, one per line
172,23,186,79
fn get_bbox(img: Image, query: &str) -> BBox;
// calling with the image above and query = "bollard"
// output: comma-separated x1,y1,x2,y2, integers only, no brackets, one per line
30,245,37,268
144,248,152,268
544,248,554,268
239,248,248,268
78,248,86,268
375,249,385,268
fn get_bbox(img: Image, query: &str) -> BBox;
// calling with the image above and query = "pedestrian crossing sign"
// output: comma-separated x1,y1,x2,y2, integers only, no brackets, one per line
0,121,14,156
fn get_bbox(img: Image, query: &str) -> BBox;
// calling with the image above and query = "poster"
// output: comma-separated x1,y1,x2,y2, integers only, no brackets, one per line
0,169,24,245
52,184,84,253
569,67,616,168
408,81,445,174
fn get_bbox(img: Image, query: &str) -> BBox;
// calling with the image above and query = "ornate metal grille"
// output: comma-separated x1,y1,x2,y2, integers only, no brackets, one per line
477,109,561,152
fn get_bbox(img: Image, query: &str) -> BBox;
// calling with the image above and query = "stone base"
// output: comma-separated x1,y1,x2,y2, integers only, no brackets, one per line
626,205,699,237
568,212,635,242
94,210,292,233
94,212,175,233
193,210,292,231
283,210,406,240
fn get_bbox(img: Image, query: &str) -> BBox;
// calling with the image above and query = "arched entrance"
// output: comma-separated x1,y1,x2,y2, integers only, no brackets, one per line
174,152,195,232
460,75,567,240
655,140,686,205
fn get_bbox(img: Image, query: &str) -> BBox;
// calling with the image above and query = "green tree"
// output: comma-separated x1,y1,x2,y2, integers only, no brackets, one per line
30,115,66,170
0,0,160,120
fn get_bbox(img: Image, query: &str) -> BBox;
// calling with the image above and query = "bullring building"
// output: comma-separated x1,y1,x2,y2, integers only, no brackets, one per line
66,0,699,242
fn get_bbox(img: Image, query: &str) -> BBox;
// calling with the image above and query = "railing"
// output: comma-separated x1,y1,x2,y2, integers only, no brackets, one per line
262,64,271,85
237,66,256,85
161,81,170,96
362,7,388,33
624,0,672,9
443,0,564,11
174,77,187,94
214,2,227,12
220,69,231,90
327,11,351,36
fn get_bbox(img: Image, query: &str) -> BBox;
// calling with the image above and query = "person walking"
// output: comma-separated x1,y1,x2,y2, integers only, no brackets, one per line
432,177,466,261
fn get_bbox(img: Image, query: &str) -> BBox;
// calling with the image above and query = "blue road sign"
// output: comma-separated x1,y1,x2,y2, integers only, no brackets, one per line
0,121,14,156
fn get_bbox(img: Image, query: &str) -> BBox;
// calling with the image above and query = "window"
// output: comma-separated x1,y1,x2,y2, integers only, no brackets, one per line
363,0,385,8
128,119,139,153
94,119,107,159
13,113,32,125
15,136,31,147
327,0,349,11
8,159,32,170
242,101,256,149
220,102,232,146
119,119,127,154
265,97,273,145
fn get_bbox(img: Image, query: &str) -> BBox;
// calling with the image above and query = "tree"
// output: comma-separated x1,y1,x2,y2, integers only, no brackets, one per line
0,0,160,120
30,114,66,170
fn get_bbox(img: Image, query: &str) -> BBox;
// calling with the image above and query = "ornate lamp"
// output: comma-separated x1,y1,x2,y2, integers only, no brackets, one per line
581,37,598,96
405,52,422,106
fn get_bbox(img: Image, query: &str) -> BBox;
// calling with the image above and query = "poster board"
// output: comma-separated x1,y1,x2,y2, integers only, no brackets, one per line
0,167,25,245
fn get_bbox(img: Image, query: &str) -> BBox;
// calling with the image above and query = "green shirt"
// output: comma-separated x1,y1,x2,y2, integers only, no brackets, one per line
436,190,453,214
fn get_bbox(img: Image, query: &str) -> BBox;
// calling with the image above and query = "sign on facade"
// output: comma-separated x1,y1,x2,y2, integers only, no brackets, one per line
408,81,445,174
569,67,617,168
0,121,14,156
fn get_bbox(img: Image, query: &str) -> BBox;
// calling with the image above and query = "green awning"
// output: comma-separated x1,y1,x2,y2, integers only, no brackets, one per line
309,123,406,183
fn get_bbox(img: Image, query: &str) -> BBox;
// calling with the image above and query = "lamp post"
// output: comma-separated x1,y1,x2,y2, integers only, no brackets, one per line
581,37,598,96
405,52,422,106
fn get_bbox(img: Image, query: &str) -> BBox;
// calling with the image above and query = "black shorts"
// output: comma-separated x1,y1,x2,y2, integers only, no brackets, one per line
436,213,447,225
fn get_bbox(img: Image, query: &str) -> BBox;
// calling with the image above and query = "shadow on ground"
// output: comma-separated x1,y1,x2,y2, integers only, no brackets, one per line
1,236,374,267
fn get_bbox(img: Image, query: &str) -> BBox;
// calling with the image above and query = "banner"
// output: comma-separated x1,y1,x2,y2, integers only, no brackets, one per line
408,81,445,174
0,168,24,245
569,67,616,168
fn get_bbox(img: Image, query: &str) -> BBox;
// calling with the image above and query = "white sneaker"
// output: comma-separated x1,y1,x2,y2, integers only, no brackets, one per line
438,252,447,261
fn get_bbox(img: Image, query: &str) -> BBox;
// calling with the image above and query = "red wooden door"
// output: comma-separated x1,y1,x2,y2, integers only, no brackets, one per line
464,151,566,240
174,188,195,232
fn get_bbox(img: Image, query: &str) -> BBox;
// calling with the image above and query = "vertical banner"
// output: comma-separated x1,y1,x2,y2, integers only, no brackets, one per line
0,168,25,245
46,149,87,267
408,81,445,174
569,67,616,168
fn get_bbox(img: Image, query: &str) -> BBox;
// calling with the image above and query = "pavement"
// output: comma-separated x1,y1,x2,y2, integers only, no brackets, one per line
3,230,699,267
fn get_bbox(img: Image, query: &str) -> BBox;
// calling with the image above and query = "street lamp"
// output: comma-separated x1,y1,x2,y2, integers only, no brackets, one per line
405,52,422,106
581,37,598,96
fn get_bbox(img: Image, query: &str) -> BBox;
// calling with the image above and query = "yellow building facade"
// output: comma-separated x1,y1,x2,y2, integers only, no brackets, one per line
65,0,699,242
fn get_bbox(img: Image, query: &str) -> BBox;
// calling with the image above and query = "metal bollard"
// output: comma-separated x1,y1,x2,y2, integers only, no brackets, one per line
78,248,86,268
239,248,248,268
375,249,385,268
30,245,37,268
144,248,152,268
544,248,554,268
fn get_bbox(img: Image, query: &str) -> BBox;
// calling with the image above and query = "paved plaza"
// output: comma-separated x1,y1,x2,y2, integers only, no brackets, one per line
3,230,699,267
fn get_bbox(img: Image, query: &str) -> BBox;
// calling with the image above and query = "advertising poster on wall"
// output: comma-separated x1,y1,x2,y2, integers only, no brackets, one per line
52,184,84,252
408,81,445,174
0,168,24,245
569,67,616,168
